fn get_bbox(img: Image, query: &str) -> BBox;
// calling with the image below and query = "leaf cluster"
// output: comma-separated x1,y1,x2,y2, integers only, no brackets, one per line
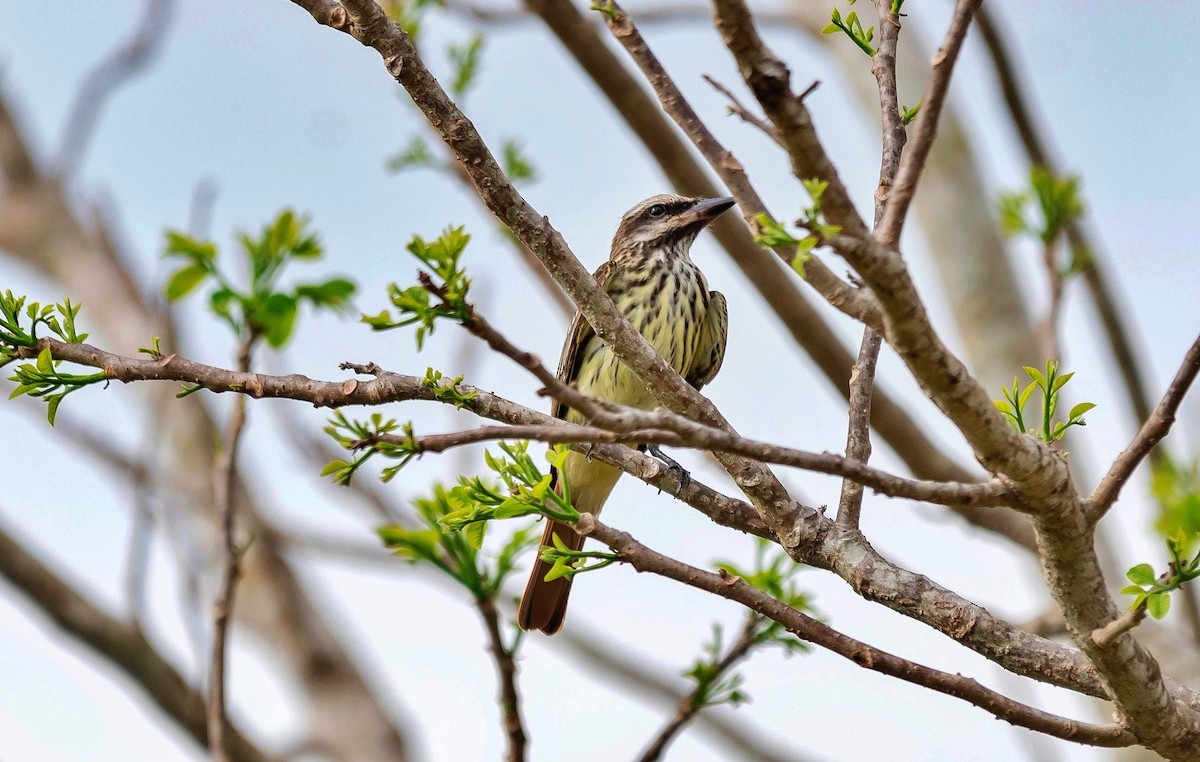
681,541,816,712
752,179,839,279
994,360,1094,442
822,6,876,56
322,410,412,486
163,210,355,348
1122,533,1200,621
440,443,579,548
1,294,99,424
717,538,815,656
684,624,750,711
377,484,538,601
361,227,471,349
0,293,89,358
1153,456,1200,544
999,167,1086,251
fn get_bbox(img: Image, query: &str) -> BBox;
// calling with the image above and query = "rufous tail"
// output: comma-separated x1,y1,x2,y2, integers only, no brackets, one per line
517,520,583,635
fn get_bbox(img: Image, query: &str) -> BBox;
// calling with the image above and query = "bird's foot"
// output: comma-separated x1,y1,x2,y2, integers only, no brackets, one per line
643,444,690,497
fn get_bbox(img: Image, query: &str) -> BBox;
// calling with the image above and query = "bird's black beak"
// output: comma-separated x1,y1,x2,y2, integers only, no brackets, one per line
678,196,736,231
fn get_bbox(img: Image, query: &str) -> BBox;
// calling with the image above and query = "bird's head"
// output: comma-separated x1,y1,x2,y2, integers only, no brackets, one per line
610,194,736,260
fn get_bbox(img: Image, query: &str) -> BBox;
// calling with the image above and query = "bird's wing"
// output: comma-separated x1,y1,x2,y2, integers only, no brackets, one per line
552,261,616,420
687,290,728,390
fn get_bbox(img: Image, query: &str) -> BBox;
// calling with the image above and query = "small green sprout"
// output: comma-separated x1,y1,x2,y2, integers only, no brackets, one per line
994,360,1094,442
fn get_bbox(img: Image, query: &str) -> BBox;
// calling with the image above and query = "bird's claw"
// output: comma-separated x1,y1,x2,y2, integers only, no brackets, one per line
646,444,690,497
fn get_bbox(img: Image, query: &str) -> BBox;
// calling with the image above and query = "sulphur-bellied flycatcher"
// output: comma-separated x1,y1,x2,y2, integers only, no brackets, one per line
517,194,734,634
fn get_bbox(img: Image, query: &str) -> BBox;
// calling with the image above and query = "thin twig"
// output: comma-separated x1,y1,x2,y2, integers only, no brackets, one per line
637,614,759,762
836,1,900,529
0,514,274,762
475,596,527,762
56,0,176,175
700,74,780,144
875,0,983,244
1089,335,1200,521
1092,607,1148,649
554,628,802,762
1039,236,1066,363
836,330,883,527
208,335,256,762
359,417,1008,508
577,515,1136,749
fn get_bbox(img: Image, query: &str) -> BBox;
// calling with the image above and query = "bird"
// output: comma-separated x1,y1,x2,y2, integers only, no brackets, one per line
517,193,734,635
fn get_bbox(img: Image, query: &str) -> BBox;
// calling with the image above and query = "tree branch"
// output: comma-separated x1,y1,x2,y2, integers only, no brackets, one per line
1088,335,1200,521
874,0,981,244
0,515,276,762
208,335,255,762
474,596,526,762
637,614,759,762
289,0,803,540
578,515,1136,749
525,0,1035,551
56,0,177,176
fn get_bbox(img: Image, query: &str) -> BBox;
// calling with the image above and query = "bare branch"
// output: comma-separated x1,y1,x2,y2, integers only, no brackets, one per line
368,420,1011,508
57,0,177,176
209,336,255,762
0,515,275,762
836,330,883,527
701,74,780,144
1092,608,1148,650
475,596,527,762
875,0,983,244
869,3,905,233
579,515,1136,749
1089,335,1200,521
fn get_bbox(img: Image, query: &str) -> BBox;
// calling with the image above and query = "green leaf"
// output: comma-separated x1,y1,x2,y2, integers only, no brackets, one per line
296,277,357,312
1023,365,1047,390
259,293,298,348
820,23,840,34
1018,382,1037,410
1051,371,1075,393
1146,592,1171,620
448,34,485,97
464,519,487,550
1069,402,1097,420
164,231,217,263
45,393,63,426
321,459,350,477
8,383,32,400
1126,563,1157,586
36,347,53,374
1119,584,1146,596
165,264,210,301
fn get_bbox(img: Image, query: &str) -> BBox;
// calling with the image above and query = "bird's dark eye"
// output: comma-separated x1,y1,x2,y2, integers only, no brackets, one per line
648,204,666,218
